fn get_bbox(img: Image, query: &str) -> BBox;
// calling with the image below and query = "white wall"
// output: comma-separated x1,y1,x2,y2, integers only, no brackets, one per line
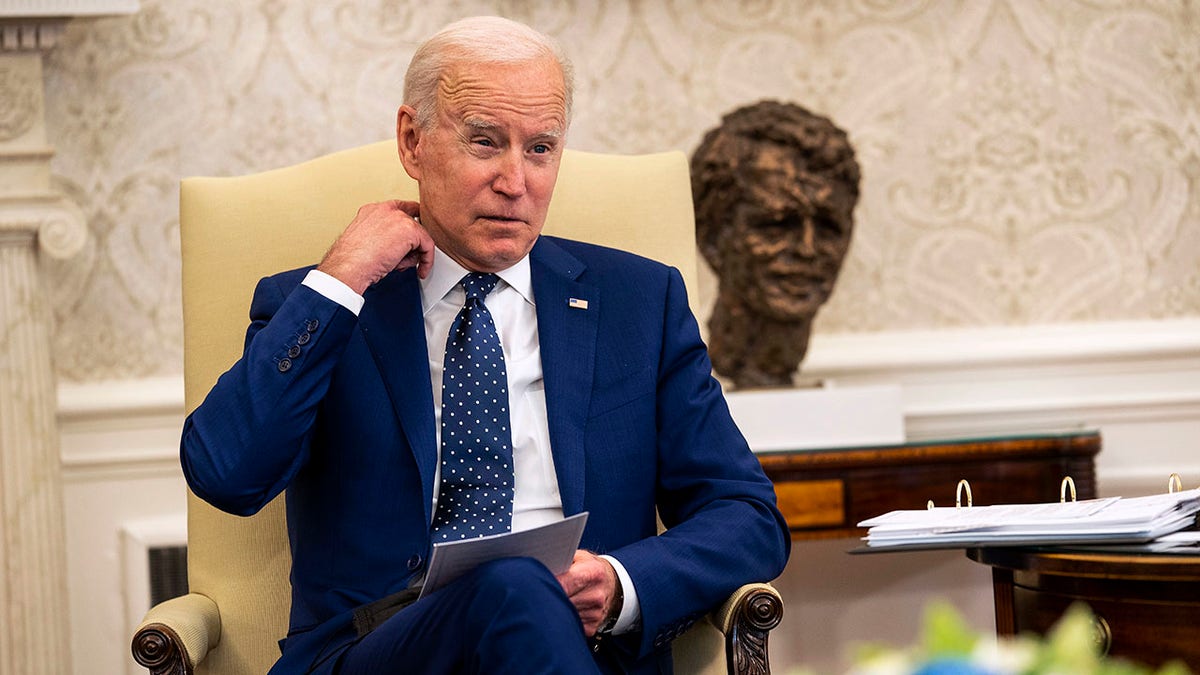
61,320,1200,675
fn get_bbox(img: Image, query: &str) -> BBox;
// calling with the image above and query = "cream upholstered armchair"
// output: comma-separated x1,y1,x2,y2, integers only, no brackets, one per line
131,141,784,675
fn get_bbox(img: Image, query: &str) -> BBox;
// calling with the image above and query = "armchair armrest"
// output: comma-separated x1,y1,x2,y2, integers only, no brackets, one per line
711,583,784,675
131,593,221,675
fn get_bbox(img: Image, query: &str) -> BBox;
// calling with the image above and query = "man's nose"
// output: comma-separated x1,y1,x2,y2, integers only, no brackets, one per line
492,151,527,198
796,223,816,257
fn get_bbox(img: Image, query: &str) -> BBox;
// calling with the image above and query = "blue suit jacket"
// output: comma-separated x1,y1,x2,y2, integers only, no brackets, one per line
182,235,790,673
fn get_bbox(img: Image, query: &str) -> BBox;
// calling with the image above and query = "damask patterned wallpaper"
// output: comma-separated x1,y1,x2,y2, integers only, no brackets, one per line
41,0,1200,382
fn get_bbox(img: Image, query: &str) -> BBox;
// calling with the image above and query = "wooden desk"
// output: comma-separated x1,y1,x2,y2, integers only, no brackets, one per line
757,432,1100,540
967,547,1200,670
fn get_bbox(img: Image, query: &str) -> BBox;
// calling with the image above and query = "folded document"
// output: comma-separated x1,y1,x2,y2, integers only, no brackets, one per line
857,488,1200,551
419,512,587,598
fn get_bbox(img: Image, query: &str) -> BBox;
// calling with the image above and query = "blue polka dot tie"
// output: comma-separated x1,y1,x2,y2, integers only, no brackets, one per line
432,273,514,541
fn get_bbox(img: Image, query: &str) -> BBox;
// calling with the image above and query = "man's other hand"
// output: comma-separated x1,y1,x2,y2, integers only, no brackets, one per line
318,200,435,294
556,549,619,637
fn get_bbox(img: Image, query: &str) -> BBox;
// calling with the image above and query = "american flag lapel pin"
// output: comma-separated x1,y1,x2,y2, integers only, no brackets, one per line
568,297,589,310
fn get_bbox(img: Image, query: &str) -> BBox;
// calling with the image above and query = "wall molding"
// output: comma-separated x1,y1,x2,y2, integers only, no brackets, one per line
58,319,1200,410
0,1,139,19
57,375,184,474
57,374,183,420
55,319,1200,487
800,319,1200,443
803,318,1200,373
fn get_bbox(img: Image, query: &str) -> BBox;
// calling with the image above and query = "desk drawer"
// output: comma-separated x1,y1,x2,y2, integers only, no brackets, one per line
774,479,845,529
1012,585,1200,669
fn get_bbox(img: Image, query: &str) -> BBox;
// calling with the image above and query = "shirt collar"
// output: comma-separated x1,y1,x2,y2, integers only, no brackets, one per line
419,245,534,315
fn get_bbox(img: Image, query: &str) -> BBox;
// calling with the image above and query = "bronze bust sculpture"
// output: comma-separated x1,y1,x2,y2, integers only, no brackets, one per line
691,101,861,389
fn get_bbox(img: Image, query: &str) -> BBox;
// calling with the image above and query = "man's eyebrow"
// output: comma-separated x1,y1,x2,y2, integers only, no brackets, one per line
461,117,565,140
463,117,499,132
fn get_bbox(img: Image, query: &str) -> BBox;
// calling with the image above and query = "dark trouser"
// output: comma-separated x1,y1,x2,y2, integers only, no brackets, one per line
335,557,603,674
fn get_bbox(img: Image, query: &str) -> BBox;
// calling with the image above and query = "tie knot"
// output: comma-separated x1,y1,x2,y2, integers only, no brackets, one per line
461,273,499,301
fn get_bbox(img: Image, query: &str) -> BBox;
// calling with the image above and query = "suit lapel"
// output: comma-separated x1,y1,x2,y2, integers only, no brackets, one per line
358,268,438,528
531,238,597,517
355,241,598,524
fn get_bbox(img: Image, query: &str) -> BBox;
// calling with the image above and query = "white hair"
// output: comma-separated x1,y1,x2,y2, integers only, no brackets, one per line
403,16,575,130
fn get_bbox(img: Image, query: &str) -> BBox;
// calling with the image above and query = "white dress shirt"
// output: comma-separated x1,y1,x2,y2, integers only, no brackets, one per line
301,247,639,633
419,249,563,530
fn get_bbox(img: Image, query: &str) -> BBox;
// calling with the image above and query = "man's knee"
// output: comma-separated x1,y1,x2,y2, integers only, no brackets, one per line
470,557,564,600
464,557,577,623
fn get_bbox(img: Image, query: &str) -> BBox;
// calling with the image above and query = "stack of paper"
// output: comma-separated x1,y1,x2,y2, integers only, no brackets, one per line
857,488,1200,551
1097,530,1200,553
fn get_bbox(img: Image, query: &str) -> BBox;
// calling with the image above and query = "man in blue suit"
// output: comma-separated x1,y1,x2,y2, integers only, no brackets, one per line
181,15,789,675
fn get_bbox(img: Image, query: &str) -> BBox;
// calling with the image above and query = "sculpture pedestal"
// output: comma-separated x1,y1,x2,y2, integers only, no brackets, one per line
725,384,905,452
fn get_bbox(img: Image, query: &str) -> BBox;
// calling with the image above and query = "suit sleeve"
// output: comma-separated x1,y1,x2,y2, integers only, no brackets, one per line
611,267,791,658
180,273,359,516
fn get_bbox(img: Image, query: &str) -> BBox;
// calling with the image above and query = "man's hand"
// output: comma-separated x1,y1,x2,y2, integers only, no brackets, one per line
556,550,620,637
317,200,434,294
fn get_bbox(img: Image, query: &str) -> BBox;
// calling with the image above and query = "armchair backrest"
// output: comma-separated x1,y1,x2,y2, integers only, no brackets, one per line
179,141,698,673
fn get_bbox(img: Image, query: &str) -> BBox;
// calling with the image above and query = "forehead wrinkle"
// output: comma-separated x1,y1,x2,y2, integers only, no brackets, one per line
437,66,567,132
442,84,567,117
439,64,565,98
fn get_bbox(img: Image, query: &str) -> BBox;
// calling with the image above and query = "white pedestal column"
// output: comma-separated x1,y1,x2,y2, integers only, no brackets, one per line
0,17,88,675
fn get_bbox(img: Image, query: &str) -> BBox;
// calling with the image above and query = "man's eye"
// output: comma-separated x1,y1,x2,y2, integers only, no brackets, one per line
531,143,551,154
474,138,494,147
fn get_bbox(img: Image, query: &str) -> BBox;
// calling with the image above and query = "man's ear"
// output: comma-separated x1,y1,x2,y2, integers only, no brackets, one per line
396,105,422,181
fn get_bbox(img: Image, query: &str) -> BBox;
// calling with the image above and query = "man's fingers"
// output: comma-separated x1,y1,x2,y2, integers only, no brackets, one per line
413,246,435,279
555,550,619,636
318,199,432,293
392,225,435,278
383,199,433,278
554,550,583,590
556,550,596,597
396,239,435,278
390,199,421,218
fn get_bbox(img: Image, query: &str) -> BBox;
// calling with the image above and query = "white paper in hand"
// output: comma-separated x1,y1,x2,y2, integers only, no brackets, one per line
419,512,588,598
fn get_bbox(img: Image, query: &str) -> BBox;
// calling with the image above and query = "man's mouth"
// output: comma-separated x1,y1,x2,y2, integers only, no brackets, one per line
480,215,522,224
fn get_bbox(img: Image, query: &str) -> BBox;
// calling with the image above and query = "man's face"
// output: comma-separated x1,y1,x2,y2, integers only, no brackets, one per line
397,56,567,273
720,144,853,321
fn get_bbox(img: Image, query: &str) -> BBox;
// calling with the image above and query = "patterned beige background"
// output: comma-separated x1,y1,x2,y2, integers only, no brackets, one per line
41,0,1200,382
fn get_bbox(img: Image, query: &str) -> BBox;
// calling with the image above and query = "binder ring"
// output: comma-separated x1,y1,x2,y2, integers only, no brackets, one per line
1169,473,1183,494
1060,476,1077,503
955,479,973,509
927,500,935,510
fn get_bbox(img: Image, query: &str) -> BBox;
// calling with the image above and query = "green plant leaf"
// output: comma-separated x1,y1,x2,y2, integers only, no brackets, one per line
920,601,978,657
